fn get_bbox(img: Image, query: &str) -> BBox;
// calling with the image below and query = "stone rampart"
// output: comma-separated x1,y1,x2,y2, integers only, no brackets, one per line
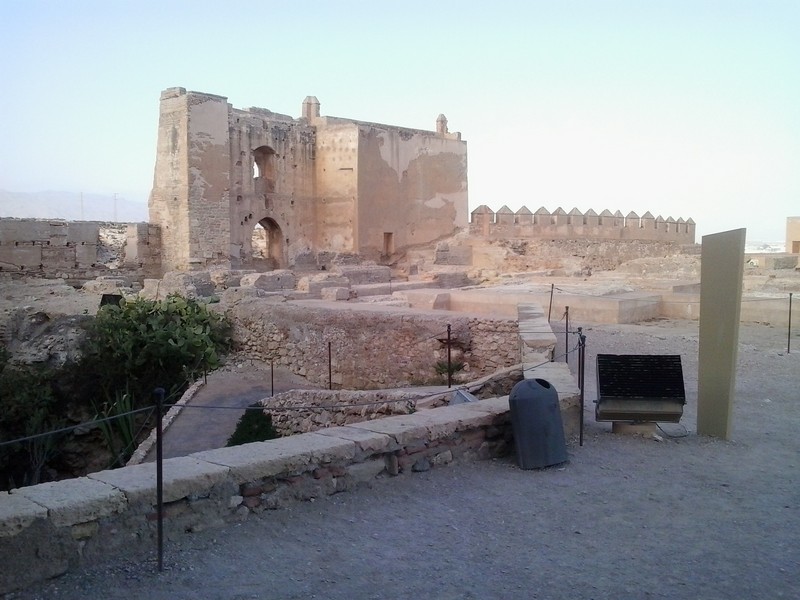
227,300,520,389
0,396,518,594
470,205,695,244
0,375,583,594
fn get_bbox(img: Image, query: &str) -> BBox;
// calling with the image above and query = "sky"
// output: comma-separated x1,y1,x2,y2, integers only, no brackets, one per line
0,0,797,241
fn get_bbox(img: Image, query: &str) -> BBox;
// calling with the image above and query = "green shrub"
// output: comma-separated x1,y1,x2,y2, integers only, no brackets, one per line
0,358,64,488
434,359,465,379
227,403,279,446
81,294,231,404
77,294,232,466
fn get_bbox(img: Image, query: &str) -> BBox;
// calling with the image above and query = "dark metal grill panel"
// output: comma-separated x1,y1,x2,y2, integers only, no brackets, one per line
595,354,686,423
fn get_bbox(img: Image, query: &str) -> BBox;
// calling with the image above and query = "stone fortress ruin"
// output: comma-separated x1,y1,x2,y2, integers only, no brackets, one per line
2,88,800,593
148,88,469,272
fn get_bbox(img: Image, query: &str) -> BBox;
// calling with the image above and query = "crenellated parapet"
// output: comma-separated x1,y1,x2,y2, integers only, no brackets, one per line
469,205,695,244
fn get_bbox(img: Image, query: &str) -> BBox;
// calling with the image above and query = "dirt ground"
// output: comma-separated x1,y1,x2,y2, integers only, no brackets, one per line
6,318,799,600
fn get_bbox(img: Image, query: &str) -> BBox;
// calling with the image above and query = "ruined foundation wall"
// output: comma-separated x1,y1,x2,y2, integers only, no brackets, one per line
0,218,154,281
227,301,519,389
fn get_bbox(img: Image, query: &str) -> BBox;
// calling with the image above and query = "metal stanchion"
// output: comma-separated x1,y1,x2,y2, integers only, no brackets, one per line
270,358,274,396
789,293,793,354
577,328,586,447
328,341,332,390
564,306,570,365
447,324,452,389
154,387,165,572
548,283,554,321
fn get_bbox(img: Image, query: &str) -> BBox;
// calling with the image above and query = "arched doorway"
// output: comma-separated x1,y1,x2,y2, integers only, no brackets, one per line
251,217,284,269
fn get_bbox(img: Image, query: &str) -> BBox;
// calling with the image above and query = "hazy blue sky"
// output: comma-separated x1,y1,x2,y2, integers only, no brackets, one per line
1,0,797,240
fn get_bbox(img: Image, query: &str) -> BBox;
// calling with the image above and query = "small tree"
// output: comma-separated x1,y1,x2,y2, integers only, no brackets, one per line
78,294,232,465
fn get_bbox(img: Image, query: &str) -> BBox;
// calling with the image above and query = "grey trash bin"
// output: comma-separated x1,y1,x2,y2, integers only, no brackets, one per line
508,378,568,469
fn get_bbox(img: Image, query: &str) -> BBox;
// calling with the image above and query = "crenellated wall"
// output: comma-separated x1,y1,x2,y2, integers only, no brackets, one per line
470,205,695,244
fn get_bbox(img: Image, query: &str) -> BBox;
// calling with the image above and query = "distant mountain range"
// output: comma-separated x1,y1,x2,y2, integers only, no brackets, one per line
0,190,148,223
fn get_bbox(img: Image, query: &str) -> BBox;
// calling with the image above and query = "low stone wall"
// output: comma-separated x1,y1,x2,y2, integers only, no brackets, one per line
227,300,520,389
0,397,518,594
263,365,526,436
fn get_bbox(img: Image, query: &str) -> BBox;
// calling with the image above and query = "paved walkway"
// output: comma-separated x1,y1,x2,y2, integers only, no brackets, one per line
143,365,319,461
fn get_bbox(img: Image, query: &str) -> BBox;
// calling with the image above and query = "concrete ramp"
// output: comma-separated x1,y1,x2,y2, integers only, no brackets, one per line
517,303,557,365
517,304,580,438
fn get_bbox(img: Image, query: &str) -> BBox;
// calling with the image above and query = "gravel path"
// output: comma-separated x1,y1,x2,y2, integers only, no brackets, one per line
7,320,800,600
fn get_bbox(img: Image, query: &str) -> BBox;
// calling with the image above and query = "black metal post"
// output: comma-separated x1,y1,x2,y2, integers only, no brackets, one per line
447,324,452,388
577,329,586,447
328,341,332,390
154,387,165,572
548,284,554,321
789,293,793,354
270,358,274,396
564,306,570,365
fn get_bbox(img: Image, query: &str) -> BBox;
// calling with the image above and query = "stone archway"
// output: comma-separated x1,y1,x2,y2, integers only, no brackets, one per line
251,217,284,269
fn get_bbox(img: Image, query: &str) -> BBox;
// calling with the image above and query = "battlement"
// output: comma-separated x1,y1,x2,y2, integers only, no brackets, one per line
469,205,695,244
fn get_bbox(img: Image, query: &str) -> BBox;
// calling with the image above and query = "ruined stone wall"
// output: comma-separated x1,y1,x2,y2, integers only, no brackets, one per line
123,223,161,275
355,124,468,261
787,216,800,254
470,205,695,244
314,124,359,254
148,88,193,271
226,300,519,389
0,218,152,281
229,106,317,268
0,219,98,273
149,87,468,273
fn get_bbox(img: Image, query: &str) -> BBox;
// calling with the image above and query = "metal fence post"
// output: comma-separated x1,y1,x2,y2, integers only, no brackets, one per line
789,293,793,354
577,329,586,447
447,324,452,389
564,306,570,365
154,387,165,572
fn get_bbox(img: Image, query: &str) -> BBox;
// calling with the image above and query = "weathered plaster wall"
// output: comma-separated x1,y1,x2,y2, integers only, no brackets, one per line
149,88,469,272
226,300,520,389
184,93,231,268
787,217,800,254
148,88,192,271
229,107,317,268
356,126,468,261
314,125,359,254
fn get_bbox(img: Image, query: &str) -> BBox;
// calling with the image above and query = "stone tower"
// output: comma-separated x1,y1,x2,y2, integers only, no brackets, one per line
149,87,469,273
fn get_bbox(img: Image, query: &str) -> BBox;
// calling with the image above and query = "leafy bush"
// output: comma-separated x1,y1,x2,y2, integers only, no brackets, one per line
76,294,231,466
81,294,231,403
434,359,465,379
227,403,279,446
1,294,233,485
0,352,65,488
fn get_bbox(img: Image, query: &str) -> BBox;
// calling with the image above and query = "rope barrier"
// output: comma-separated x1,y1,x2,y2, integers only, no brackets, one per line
0,406,157,449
